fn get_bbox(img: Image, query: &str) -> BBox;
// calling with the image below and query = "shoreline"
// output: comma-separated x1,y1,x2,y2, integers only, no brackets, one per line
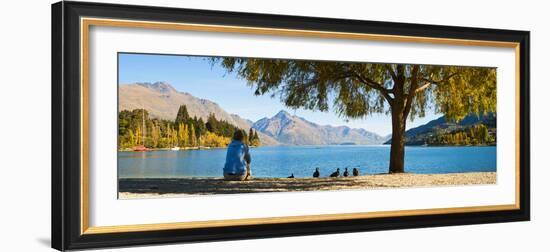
403,144,497,147
119,172,496,199
119,144,496,152
118,145,264,152
119,146,225,152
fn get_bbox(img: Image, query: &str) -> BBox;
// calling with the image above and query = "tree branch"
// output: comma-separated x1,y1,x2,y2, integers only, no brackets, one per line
353,73,394,104
404,65,420,117
385,65,398,81
415,82,433,93
417,72,459,92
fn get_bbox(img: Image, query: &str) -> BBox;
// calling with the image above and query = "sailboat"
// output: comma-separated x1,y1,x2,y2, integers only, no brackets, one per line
133,105,151,152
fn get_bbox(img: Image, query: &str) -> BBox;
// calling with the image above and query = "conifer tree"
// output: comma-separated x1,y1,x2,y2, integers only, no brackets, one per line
175,105,190,126
248,128,254,143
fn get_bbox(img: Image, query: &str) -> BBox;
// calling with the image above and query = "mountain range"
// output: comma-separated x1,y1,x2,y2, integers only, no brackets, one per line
119,82,279,145
119,82,388,146
253,110,387,145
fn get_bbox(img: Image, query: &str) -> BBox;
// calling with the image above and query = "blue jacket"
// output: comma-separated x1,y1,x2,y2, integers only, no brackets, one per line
223,140,251,175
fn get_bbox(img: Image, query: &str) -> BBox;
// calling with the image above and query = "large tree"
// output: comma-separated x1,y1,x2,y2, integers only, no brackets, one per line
213,58,496,173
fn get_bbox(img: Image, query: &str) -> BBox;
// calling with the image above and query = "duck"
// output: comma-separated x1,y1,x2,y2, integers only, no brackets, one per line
287,173,295,178
313,168,320,178
343,168,349,177
330,168,340,178
353,168,360,176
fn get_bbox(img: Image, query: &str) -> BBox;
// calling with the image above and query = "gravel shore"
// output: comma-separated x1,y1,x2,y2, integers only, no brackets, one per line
118,172,496,199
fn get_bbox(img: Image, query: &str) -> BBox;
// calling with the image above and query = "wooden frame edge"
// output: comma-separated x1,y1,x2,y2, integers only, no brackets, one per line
78,17,523,235
83,204,518,234
83,17,519,48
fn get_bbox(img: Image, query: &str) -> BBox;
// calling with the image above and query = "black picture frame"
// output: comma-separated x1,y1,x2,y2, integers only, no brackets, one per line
52,1,530,251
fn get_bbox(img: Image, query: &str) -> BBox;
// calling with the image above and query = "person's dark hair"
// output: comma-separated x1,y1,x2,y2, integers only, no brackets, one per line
232,129,245,141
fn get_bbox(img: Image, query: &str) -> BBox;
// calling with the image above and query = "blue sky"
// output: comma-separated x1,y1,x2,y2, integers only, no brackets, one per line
118,53,440,136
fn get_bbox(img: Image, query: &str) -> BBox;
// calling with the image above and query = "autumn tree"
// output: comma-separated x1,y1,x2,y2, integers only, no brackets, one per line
178,123,188,147
189,123,197,146
151,122,160,148
128,129,136,147
166,125,174,147
136,126,144,146
213,58,496,173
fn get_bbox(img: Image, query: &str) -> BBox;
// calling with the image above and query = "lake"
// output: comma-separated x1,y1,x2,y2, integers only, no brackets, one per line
118,145,496,179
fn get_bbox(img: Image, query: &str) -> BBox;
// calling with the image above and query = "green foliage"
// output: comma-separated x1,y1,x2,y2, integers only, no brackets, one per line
427,124,495,146
248,128,261,146
175,105,190,125
118,109,152,149
118,105,261,150
205,113,243,138
211,58,497,122
429,66,497,122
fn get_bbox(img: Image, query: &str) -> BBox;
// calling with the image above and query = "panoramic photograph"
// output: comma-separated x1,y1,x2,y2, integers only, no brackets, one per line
117,53,497,199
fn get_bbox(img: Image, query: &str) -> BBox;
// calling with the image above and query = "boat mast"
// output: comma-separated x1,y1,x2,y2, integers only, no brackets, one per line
142,103,145,146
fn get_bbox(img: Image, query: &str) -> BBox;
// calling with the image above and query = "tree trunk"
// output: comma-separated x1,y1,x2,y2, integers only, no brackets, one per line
389,106,406,173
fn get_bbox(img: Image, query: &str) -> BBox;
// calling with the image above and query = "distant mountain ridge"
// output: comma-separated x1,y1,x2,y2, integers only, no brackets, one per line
252,110,387,145
119,82,280,145
121,82,250,127
119,82,387,146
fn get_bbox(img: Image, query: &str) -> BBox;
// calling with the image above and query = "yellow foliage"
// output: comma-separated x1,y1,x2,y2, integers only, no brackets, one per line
201,131,231,147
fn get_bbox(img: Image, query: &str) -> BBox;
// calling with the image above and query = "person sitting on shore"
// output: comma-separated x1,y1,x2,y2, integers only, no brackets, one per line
223,130,251,181
352,168,360,176
343,168,349,177
330,168,340,177
313,168,320,178
287,173,294,178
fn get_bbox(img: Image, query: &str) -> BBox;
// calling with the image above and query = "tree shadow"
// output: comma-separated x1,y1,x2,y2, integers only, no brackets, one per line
118,177,379,195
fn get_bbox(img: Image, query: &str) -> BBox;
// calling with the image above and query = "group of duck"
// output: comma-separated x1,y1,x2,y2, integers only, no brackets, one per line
286,167,360,178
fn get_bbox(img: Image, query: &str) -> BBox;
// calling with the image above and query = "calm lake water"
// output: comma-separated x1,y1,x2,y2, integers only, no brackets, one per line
118,145,496,179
